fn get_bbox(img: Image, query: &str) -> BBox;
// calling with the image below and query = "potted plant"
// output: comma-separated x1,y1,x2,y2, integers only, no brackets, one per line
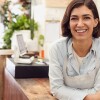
3,15,38,49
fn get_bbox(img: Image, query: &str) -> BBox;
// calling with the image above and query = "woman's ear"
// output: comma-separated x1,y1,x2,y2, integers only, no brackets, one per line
94,18,99,27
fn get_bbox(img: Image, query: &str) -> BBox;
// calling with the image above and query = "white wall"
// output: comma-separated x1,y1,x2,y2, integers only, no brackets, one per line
94,0,100,17
34,0,66,58
46,7,65,21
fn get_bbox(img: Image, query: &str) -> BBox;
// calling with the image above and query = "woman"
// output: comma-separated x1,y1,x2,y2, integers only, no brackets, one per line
49,0,100,100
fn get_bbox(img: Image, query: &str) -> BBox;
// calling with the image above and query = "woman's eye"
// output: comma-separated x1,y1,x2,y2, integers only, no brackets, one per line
84,17,90,20
70,17,78,21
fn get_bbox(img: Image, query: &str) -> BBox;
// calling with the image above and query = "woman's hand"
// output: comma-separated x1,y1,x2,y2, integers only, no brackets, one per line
84,91,100,100
83,94,96,100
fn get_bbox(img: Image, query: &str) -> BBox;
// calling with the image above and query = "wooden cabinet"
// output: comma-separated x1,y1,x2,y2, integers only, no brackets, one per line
0,49,13,100
4,69,28,100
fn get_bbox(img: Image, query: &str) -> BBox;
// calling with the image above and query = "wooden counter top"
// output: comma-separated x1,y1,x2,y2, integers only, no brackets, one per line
0,49,13,56
0,49,37,56
16,78,56,100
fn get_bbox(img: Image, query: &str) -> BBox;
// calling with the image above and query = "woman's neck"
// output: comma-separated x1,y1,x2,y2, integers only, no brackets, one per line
72,39,92,57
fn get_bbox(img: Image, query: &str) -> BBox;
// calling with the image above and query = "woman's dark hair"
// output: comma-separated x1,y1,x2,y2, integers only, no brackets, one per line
61,0,100,38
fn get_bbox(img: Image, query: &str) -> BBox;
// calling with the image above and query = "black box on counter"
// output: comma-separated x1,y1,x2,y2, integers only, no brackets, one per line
6,58,49,78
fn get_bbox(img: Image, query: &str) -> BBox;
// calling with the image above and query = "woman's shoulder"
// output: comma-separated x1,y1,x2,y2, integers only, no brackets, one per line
49,37,69,56
50,37,68,48
49,37,68,62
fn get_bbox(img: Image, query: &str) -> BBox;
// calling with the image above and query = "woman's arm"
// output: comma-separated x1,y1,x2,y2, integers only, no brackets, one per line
84,91,100,100
84,66,100,100
84,60,100,100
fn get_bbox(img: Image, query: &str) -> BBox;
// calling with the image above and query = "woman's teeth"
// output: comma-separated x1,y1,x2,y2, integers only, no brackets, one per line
76,29,87,33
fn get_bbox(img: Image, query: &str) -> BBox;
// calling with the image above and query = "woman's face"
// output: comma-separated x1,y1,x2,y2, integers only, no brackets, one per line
69,5,98,41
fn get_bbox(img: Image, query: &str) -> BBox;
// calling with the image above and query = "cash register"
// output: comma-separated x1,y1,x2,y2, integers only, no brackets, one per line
13,34,34,64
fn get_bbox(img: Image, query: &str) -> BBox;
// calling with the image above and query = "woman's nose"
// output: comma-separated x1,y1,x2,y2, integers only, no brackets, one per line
77,19,84,27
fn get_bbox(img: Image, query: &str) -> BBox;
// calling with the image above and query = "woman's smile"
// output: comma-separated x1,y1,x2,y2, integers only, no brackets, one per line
75,29,88,35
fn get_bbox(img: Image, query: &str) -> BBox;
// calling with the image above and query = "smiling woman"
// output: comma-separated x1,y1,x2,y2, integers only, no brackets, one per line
49,0,100,100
